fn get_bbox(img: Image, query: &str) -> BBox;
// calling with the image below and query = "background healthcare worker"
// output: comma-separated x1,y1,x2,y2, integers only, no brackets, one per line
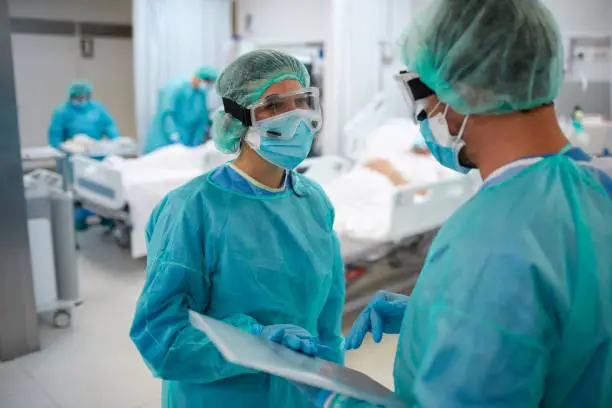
130,49,345,408
143,66,218,154
48,80,119,149
302,0,612,406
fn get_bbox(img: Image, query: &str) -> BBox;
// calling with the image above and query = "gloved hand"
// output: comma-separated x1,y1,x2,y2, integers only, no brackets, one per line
256,324,321,356
345,291,409,350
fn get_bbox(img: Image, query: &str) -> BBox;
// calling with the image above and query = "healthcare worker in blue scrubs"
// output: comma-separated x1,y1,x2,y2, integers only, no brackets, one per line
130,49,345,408
302,0,612,407
48,80,119,230
48,80,119,149
143,66,218,154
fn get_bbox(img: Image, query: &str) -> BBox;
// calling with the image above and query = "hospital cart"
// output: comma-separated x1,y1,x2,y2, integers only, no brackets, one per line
24,169,79,328
21,146,69,189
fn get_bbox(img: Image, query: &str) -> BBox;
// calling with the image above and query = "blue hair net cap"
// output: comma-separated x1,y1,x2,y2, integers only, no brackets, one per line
211,49,310,154
196,66,218,82
400,0,564,115
68,80,93,98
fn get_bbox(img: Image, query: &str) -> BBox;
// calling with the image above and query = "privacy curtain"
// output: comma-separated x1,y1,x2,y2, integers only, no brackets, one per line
324,0,387,155
133,0,231,150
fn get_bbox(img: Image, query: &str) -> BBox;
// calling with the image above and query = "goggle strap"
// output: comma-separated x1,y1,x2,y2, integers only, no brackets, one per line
407,78,434,101
222,97,252,127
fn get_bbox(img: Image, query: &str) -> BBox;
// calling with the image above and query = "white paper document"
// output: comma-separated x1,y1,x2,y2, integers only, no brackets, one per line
189,311,403,407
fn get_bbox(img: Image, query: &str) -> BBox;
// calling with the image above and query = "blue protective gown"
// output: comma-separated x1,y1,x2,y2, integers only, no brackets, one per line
143,80,210,154
48,100,119,149
329,148,612,407
130,164,345,408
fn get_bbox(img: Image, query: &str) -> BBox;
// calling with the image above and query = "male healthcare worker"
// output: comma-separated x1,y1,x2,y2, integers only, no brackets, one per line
143,66,218,154
304,0,612,406
48,80,119,149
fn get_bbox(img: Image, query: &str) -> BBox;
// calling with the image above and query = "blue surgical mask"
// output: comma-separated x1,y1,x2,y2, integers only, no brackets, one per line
412,132,428,150
419,103,472,174
245,111,320,169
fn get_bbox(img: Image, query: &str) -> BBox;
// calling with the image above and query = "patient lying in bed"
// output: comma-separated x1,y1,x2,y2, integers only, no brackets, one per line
323,119,460,241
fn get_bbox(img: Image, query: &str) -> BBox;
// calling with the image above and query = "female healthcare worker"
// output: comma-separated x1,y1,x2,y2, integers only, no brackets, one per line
48,80,119,230
304,0,612,407
48,80,119,149
130,49,345,408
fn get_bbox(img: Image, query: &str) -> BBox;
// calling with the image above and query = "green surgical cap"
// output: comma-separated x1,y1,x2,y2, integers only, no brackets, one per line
400,0,564,115
68,80,93,98
211,49,310,153
196,66,218,82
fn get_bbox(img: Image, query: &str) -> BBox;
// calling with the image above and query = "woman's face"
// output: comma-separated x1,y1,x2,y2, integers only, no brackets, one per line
254,79,303,121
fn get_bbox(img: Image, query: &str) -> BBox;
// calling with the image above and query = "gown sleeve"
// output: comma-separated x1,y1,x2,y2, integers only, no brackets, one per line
99,104,119,139
316,235,346,363
326,251,551,408
130,192,263,383
48,107,66,149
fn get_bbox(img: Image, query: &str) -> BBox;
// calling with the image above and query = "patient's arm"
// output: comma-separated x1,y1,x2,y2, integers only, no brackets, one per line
364,158,430,196
363,159,408,186
411,147,431,156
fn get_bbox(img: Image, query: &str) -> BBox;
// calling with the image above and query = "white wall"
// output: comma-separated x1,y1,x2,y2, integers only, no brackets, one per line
235,0,329,44
543,0,612,36
236,0,612,154
8,0,132,23
8,0,135,148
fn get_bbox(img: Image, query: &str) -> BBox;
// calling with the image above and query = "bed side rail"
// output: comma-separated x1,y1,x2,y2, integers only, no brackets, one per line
388,174,479,242
298,156,353,184
72,155,126,211
342,93,389,161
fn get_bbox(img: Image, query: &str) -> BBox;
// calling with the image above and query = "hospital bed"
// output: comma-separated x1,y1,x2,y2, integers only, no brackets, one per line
72,143,235,257
73,96,477,266
72,142,343,258
316,95,480,314
323,95,478,262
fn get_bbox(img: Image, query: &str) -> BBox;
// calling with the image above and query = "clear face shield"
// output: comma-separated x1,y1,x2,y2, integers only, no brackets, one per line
394,71,435,123
223,87,322,139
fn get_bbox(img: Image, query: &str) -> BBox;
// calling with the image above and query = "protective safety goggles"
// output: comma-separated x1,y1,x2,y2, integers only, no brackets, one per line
223,87,322,130
394,71,435,122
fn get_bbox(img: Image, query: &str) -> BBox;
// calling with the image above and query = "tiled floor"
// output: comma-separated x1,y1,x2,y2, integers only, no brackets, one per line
0,230,398,408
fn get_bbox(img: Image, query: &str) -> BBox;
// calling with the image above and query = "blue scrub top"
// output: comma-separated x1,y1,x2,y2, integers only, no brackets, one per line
130,165,345,408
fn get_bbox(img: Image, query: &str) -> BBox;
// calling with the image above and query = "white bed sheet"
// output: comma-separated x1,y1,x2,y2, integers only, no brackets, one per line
104,143,234,258
324,118,460,242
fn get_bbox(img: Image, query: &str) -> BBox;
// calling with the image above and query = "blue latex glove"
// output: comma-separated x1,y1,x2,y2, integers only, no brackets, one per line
256,324,321,356
345,291,409,350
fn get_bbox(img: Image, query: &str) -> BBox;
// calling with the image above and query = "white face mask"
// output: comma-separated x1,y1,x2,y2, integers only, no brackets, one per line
419,102,472,174
428,104,469,148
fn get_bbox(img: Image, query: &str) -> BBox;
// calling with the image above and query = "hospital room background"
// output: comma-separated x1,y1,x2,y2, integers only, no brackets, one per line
1,0,612,407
